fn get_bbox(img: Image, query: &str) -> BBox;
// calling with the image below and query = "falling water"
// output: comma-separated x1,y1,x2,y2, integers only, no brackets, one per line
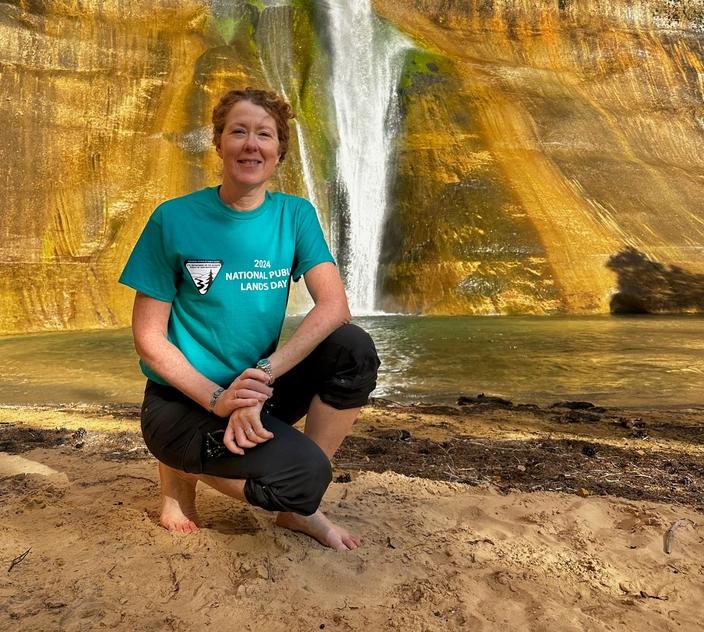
256,2,321,211
324,0,410,313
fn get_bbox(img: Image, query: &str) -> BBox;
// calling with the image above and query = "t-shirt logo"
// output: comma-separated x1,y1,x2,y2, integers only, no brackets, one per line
185,259,223,295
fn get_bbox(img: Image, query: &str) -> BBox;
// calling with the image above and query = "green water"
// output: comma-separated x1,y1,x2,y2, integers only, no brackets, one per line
0,315,702,407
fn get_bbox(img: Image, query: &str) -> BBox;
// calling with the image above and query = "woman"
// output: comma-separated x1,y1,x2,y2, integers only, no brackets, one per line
119,88,379,551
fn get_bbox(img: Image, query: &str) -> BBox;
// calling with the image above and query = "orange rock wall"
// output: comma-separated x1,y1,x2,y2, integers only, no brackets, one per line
375,0,704,313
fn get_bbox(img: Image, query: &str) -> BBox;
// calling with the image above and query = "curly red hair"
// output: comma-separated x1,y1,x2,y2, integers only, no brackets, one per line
212,88,295,162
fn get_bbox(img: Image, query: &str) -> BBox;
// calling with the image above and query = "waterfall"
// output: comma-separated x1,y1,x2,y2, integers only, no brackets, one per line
256,2,321,211
323,0,410,313
293,121,321,213
257,0,410,312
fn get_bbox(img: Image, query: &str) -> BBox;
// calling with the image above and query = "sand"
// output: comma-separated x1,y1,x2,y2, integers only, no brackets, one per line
0,404,702,631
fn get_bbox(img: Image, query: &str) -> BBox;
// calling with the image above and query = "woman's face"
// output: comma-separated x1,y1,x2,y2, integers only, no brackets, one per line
216,100,281,189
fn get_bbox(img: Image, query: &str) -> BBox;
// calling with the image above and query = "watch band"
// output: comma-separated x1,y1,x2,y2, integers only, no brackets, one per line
209,386,225,412
256,358,275,385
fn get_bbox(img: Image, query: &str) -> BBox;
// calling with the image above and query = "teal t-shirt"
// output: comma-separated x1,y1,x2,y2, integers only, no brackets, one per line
119,187,335,386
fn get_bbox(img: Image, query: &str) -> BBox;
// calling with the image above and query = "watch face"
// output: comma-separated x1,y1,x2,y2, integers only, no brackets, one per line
256,359,274,384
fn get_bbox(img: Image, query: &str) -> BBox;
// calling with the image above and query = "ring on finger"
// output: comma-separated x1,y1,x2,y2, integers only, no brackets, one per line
245,427,253,435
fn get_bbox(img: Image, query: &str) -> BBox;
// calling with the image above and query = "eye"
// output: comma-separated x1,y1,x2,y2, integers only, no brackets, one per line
232,128,246,135
258,131,274,139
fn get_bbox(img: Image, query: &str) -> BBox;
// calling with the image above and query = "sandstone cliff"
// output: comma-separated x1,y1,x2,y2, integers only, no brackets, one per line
1,0,703,332
375,0,704,314
0,0,325,333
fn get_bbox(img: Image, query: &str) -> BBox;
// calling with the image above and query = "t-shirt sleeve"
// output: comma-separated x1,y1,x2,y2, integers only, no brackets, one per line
291,200,336,281
118,206,179,302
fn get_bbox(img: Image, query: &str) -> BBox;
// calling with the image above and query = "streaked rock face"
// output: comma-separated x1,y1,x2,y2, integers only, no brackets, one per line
374,0,704,314
1,1,703,332
0,0,316,333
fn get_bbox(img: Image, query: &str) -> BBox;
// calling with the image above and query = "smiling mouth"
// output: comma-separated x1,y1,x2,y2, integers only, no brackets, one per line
238,159,262,165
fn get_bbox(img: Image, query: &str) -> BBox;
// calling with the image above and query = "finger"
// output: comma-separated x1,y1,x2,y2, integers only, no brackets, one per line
236,387,270,402
215,396,258,418
234,425,257,449
223,425,244,455
242,429,268,445
238,378,273,398
230,396,262,408
245,419,272,444
248,415,274,441
240,368,272,385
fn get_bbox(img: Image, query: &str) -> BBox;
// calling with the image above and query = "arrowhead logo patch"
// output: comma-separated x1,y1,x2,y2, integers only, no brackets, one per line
185,259,222,295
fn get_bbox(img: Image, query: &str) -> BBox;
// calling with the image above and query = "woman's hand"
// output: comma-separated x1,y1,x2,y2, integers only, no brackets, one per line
212,368,273,417
223,401,275,455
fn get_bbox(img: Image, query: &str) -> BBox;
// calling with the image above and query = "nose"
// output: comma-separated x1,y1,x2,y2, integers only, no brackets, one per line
243,132,259,152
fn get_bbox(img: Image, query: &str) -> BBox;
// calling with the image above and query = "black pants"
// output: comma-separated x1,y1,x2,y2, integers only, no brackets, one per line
140,324,380,516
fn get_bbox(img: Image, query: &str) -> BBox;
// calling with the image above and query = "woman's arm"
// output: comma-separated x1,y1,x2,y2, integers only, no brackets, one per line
266,262,351,380
223,261,349,454
221,262,351,455
131,293,271,416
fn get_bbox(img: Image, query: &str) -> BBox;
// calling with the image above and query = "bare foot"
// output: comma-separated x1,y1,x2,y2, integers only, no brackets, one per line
158,462,200,534
275,510,361,551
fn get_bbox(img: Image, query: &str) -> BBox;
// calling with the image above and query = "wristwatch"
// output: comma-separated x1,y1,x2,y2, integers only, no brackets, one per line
256,358,275,385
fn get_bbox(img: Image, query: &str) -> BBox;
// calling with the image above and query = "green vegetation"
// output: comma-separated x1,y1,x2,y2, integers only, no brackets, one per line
202,0,265,46
398,47,449,92
209,15,241,44
287,1,335,206
403,47,444,74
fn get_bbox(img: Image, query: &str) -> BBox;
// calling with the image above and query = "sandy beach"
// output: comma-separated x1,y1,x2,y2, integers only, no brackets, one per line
1,400,702,631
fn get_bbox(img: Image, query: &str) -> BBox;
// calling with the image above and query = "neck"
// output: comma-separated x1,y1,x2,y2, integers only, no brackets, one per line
218,181,267,211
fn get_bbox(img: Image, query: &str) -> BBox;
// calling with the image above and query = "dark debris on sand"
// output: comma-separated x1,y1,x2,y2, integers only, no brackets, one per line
334,434,704,512
2,397,703,513
338,397,704,513
0,424,149,461
0,425,75,453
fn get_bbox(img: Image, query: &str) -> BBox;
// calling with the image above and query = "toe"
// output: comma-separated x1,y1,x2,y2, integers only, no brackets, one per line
341,534,359,550
345,532,362,547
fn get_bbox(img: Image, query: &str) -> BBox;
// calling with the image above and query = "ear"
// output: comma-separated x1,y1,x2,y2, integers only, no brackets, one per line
215,142,222,158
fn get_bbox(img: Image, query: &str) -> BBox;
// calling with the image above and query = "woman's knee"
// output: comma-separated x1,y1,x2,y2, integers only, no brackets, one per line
318,324,380,409
326,324,376,358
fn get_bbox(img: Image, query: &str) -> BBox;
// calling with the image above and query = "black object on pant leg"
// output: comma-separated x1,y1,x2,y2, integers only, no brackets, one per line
243,430,332,516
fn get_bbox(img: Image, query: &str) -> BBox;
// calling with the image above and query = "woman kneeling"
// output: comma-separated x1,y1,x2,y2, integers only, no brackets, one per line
119,88,379,551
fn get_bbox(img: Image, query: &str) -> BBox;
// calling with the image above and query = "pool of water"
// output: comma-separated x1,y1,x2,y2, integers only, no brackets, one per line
0,315,702,407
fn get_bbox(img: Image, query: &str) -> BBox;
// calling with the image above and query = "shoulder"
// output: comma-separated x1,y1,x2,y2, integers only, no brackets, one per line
268,192,319,229
152,188,213,223
268,191,315,213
